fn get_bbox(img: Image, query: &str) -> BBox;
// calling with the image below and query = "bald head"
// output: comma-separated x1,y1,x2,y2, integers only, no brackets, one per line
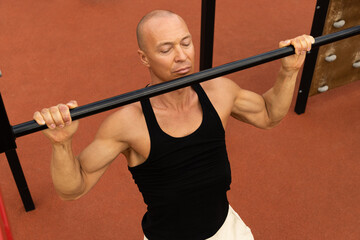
136,10,185,51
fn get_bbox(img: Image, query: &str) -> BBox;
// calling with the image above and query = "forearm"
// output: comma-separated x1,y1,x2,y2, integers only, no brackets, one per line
50,140,85,200
262,66,299,125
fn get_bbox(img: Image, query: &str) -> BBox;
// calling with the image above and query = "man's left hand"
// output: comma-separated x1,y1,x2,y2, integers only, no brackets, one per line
279,35,315,72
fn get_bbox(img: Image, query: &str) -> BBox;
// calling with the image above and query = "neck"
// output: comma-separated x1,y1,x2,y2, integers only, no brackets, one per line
148,69,198,110
149,83,194,110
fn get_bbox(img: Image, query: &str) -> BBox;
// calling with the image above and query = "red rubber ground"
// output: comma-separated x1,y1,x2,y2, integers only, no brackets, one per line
0,188,13,240
0,1,359,239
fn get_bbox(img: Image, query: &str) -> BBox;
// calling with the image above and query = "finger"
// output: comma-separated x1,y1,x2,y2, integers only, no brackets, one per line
294,36,308,55
299,35,311,52
305,35,315,51
298,36,309,54
50,106,65,128
33,111,46,125
279,39,291,48
309,35,315,44
58,103,72,126
66,100,78,109
40,108,56,129
291,38,302,55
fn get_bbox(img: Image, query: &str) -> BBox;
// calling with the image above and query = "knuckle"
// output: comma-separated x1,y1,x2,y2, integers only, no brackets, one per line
63,116,71,122
33,112,42,122
58,104,69,112
69,100,78,108
50,106,58,113
41,108,49,115
61,112,71,122
300,41,306,48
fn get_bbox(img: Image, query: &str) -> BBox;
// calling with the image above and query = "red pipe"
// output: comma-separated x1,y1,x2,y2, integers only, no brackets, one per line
0,189,12,240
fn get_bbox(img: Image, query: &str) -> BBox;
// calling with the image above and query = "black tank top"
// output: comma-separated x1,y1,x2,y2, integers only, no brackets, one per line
128,84,232,240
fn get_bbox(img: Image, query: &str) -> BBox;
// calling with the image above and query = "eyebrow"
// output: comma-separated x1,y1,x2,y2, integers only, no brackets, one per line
157,34,192,48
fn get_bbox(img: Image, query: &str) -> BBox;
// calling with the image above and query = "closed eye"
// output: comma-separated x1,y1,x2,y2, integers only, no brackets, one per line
181,36,192,47
158,43,173,54
160,48,171,54
182,42,191,47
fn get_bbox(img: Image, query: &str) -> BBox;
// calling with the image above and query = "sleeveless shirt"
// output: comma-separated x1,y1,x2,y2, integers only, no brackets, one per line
128,84,232,240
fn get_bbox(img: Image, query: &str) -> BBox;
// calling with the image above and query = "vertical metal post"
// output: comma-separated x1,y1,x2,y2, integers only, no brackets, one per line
0,94,16,153
200,0,216,71
0,92,35,212
5,150,35,212
295,0,330,114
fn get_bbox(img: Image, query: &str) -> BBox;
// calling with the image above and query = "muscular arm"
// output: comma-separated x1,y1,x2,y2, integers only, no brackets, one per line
51,122,128,200
261,67,300,127
230,67,299,129
230,35,314,129
34,102,130,200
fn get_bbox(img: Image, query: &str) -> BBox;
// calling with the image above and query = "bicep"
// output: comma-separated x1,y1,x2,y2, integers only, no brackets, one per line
231,85,271,129
78,137,125,174
76,116,129,195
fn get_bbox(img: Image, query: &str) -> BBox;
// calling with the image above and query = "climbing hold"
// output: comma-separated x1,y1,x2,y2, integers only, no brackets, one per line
333,20,345,28
353,61,360,68
318,85,329,93
325,54,337,62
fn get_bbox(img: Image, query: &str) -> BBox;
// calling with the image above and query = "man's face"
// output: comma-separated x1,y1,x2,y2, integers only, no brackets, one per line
139,15,195,83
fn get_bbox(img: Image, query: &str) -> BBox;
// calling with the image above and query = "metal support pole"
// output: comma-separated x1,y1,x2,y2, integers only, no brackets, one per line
5,150,35,212
200,0,216,71
295,0,330,114
0,93,35,212
0,94,16,153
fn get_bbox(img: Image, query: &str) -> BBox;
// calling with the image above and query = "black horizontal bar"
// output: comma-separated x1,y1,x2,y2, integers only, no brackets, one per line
13,25,360,138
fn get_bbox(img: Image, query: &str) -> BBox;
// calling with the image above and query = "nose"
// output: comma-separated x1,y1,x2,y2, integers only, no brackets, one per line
174,45,187,62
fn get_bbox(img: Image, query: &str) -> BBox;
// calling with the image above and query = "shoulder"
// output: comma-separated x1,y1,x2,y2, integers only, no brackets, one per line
96,102,144,141
201,77,241,100
198,77,242,126
202,77,240,91
111,102,143,122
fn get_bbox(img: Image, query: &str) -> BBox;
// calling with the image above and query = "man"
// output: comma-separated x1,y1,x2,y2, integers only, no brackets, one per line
33,10,314,240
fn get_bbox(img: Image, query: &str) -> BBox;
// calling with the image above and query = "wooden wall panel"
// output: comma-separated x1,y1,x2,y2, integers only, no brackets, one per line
309,0,360,96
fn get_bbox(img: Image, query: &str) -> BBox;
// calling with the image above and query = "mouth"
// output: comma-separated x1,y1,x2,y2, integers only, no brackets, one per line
173,66,191,74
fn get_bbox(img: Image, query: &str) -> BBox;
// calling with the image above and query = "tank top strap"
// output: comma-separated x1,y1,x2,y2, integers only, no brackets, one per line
140,98,162,138
192,83,213,110
192,84,224,133
140,84,224,140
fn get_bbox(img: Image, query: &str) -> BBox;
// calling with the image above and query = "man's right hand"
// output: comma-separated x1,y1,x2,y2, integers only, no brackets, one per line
33,100,79,144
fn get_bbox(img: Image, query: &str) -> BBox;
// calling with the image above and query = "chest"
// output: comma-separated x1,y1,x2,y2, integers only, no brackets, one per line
125,89,232,167
153,104,203,138
125,102,203,167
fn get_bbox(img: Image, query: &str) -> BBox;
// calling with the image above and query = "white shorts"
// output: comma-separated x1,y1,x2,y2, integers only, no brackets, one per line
144,205,254,240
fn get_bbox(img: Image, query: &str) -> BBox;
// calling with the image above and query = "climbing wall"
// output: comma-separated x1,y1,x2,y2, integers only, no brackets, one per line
309,0,360,96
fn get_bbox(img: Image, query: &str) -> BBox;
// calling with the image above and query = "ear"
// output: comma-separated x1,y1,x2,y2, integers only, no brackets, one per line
138,49,150,67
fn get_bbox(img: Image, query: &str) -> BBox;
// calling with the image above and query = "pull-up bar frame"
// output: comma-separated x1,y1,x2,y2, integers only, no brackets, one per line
0,0,359,211
12,25,360,138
